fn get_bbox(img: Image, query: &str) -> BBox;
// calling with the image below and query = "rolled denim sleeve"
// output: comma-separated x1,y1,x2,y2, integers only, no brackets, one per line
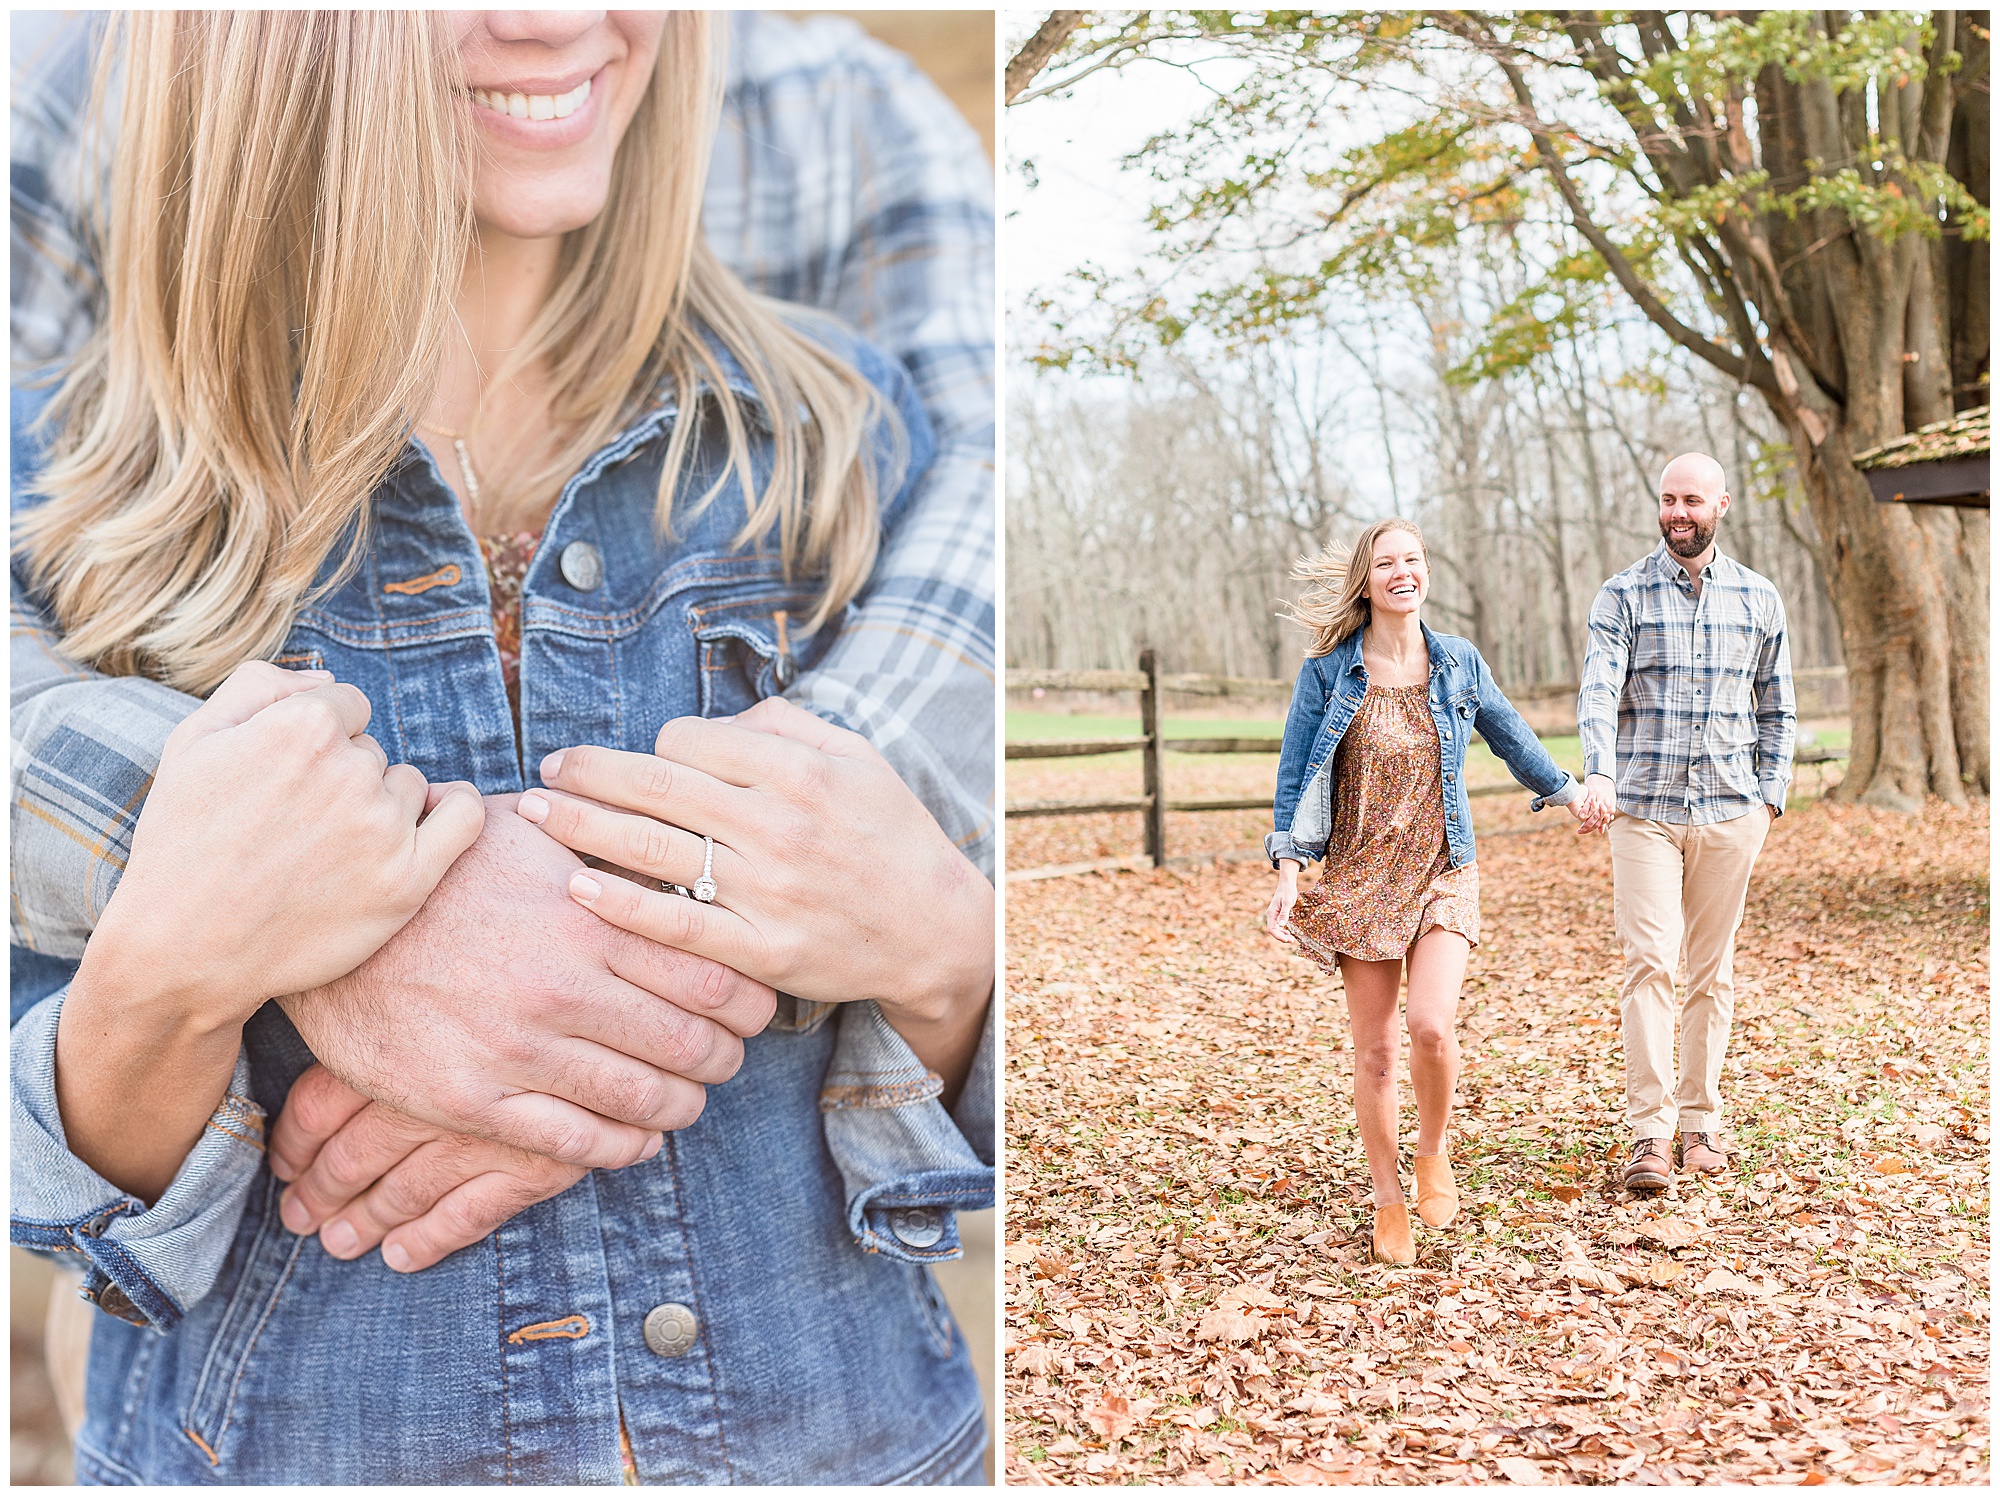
1469,648,1578,810
818,999,994,1264
11,990,266,1333
1267,659,1328,867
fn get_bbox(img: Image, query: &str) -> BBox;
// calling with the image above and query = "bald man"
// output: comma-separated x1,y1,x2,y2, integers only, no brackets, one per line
1575,453,1795,1194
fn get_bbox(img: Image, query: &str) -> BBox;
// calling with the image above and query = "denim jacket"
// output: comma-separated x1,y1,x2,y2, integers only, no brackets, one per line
1266,622,1579,869
8,332,993,1484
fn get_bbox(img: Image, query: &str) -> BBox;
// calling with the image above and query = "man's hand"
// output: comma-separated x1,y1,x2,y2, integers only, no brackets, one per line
1571,773,1618,835
279,798,777,1170
268,1066,590,1272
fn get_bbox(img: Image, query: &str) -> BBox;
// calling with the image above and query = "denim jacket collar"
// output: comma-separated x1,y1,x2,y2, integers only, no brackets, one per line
1326,617,1450,682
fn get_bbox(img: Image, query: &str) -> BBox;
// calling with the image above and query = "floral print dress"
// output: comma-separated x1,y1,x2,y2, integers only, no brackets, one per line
1288,681,1481,971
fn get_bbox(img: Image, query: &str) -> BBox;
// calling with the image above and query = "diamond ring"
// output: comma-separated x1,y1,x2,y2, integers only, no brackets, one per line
691,835,718,903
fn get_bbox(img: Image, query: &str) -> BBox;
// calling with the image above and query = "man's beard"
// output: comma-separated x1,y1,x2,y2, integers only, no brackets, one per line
1660,514,1716,558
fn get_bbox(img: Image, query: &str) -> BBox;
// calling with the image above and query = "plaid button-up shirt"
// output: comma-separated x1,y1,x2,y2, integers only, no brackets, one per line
1578,542,1795,826
10,11,996,958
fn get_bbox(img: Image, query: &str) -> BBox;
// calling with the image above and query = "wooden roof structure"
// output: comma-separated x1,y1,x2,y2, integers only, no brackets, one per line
1853,406,1989,508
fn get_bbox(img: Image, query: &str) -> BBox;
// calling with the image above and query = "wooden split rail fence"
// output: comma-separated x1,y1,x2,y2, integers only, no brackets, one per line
1005,653,1849,870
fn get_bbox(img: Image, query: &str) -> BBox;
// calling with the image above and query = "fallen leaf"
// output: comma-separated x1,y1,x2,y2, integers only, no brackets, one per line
1635,1217,1701,1249
1195,1308,1263,1344
1014,1343,1060,1376
1083,1393,1136,1442
1495,1455,1550,1484
1215,1283,1288,1311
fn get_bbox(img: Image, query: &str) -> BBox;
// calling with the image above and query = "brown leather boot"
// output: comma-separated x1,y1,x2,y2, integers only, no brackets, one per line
1622,1137,1671,1195
1371,1201,1416,1264
1414,1153,1458,1227
1677,1132,1729,1176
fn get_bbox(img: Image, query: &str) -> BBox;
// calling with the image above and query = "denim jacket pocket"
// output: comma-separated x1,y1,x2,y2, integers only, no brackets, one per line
909,1265,959,1359
180,1177,307,1473
687,585,843,718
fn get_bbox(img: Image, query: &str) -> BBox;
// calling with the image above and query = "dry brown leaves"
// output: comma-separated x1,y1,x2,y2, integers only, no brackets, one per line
1004,799,1989,1484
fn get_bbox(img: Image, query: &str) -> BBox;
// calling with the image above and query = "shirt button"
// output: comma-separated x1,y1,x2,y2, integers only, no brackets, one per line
888,1207,945,1249
642,1303,698,1357
559,540,604,591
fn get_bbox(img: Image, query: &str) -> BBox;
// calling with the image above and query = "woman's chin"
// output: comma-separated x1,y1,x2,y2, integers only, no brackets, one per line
472,184,613,244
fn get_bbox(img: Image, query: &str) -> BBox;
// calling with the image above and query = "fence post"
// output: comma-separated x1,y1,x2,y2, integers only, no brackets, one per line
1140,648,1165,867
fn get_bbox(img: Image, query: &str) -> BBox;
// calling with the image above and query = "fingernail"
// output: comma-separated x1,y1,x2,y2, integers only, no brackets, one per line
297,669,335,680
540,750,565,782
269,1152,297,1182
517,791,550,824
570,872,601,904
382,1240,413,1273
642,1133,664,1161
320,1219,360,1258
279,1190,313,1234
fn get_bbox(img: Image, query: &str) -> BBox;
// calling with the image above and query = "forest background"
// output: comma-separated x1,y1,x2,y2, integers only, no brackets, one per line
1005,10,1986,815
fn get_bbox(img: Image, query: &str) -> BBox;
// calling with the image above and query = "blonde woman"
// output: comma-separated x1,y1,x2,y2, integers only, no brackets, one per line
1264,518,1606,1263
10,12,992,1483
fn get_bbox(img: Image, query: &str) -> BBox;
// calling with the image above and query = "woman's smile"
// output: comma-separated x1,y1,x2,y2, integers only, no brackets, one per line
470,74,593,121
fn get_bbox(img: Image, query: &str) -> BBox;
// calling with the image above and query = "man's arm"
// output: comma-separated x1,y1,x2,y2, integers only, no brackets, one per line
1577,580,1631,806
714,12,995,880
1753,591,1795,816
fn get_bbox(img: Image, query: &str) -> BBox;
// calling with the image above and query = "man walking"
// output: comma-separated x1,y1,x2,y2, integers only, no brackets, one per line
1576,452,1795,1194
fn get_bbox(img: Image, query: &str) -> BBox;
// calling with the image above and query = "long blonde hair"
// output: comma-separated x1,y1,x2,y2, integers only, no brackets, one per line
17,11,897,693
1283,517,1425,658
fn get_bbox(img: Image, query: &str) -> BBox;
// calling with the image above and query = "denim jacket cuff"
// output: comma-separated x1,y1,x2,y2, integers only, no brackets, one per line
1530,774,1581,811
819,999,994,1264
1264,831,1312,868
10,991,266,1333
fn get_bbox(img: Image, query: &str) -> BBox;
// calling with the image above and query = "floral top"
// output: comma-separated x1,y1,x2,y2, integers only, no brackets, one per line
476,530,541,733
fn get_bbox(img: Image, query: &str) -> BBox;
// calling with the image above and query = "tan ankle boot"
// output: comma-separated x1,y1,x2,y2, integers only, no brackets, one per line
1371,1201,1415,1264
1414,1153,1458,1227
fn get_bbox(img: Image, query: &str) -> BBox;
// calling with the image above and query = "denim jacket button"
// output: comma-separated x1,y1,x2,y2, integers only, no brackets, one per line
888,1207,945,1248
643,1302,698,1357
558,540,604,591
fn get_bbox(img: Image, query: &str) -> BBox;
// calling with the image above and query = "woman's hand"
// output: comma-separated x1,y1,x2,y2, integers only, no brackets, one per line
56,662,485,1202
84,661,486,1024
518,698,993,1095
268,1066,595,1272
1265,861,1303,942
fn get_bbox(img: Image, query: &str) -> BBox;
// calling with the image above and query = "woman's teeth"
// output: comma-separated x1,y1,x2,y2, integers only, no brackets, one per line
472,78,590,121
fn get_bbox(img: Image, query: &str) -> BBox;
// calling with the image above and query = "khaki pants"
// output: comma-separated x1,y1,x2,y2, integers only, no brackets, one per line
1608,809,1770,1138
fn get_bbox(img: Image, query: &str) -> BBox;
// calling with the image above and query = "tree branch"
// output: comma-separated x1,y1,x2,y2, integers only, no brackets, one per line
1440,12,1772,395
1006,11,1089,105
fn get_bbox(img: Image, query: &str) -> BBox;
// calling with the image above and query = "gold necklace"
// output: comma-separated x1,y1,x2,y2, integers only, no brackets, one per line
416,418,482,508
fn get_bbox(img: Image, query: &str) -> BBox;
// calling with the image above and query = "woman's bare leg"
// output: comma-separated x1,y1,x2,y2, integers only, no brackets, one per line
1338,954,1408,1204
1405,929,1470,1156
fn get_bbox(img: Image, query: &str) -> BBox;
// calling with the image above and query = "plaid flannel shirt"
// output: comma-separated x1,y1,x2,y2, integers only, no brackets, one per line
1578,542,1795,826
10,10,996,960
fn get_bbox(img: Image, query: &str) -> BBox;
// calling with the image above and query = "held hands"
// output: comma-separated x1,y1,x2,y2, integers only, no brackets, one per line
280,802,777,1171
1264,861,1302,943
269,1066,591,1272
1568,774,1618,835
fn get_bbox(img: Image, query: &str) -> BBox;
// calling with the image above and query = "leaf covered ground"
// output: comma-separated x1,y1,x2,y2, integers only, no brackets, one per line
1004,800,1989,1484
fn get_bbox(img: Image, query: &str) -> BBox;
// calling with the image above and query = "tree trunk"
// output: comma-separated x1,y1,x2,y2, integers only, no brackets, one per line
1774,412,1985,810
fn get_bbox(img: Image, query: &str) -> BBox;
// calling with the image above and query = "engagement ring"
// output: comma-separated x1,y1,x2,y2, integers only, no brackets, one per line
692,835,718,903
